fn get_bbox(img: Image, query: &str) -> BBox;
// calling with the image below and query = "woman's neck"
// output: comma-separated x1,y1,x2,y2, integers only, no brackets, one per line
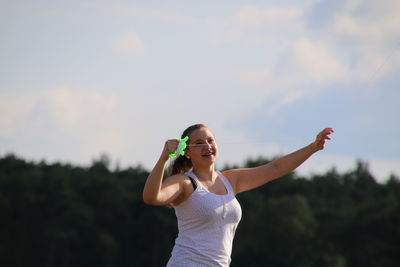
192,166,217,182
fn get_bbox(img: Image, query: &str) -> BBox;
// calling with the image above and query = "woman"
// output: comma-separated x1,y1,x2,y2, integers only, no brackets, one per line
143,124,334,266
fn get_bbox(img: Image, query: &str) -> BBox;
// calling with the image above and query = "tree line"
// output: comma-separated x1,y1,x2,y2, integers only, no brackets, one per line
0,153,399,267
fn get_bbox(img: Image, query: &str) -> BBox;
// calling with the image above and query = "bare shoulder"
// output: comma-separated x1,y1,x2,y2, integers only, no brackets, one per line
221,169,243,193
174,173,196,190
222,168,248,180
164,173,189,184
222,168,254,194
163,173,195,206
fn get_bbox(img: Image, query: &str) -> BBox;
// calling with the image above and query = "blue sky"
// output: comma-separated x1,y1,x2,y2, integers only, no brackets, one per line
1,0,399,182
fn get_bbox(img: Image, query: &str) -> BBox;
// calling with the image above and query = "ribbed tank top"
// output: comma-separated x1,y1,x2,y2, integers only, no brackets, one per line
166,171,242,267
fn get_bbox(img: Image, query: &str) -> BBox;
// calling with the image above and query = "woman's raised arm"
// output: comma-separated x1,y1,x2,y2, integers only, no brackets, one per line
143,139,184,206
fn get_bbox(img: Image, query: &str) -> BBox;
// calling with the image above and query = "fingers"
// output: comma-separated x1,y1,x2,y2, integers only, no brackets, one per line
160,139,179,160
324,127,334,134
315,128,334,150
165,139,179,153
317,128,334,139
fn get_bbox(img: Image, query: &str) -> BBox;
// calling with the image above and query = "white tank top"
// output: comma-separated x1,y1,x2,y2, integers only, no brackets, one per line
166,171,242,267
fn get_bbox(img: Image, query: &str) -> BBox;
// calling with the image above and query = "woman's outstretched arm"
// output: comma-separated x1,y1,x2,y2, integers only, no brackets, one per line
223,128,334,195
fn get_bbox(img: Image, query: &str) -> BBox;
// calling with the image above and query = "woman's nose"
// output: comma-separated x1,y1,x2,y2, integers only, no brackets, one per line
204,142,212,149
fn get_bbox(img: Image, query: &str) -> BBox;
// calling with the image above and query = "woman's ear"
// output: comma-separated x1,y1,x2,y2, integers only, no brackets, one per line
185,149,191,159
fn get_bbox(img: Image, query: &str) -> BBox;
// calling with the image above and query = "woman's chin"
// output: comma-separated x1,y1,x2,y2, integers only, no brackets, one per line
201,154,217,162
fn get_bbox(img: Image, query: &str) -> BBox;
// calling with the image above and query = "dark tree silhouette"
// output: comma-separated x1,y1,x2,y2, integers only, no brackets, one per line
0,154,399,267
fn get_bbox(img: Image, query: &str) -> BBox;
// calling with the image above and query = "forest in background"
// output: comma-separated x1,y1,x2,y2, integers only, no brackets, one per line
0,153,399,267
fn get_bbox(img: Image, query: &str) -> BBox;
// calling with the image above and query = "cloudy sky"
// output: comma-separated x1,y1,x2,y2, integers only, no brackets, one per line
1,0,399,182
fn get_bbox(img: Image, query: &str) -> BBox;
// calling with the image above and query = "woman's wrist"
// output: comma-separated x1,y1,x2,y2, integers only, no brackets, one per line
309,142,320,153
160,152,171,163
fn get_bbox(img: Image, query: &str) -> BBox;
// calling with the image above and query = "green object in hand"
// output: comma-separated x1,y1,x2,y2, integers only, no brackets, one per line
169,136,189,158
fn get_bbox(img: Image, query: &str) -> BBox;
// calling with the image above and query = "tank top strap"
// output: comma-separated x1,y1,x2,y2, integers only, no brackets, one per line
184,171,201,189
217,171,235,195
184,171,197,180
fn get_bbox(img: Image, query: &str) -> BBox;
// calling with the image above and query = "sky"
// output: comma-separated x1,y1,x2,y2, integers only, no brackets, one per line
1,0,400,182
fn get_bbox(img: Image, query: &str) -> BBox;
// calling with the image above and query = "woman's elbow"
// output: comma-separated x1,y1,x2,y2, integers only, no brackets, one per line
143,193,164,206
143,192,155,205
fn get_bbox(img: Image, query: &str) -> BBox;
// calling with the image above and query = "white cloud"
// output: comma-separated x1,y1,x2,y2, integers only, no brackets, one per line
82,128,132,159
0,93,38,137
230,67,271,89
227,38,349,116
0,88,134,163
43,87,118,129
269,39,348,88
110,32,144,57
230,39,349,89
224,0,400,86
283,39,349,84
313,0,400,83
230,5,303,29
207,5,304,45
223,0,400,117
333,0,400,41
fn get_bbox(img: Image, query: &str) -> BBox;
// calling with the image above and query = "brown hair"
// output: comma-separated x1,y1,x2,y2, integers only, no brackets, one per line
170,124,207,175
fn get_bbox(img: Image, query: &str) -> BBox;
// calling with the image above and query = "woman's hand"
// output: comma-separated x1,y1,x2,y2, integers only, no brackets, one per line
161,139,179,160
143,138,183,206
312,128,334,151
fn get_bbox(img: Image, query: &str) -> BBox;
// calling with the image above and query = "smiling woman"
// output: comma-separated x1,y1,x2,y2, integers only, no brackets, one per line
142,123,334,267
169,124,216,175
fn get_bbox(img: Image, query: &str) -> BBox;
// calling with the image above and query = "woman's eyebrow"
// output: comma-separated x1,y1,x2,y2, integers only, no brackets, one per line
194,137,214,141
187,139,205,145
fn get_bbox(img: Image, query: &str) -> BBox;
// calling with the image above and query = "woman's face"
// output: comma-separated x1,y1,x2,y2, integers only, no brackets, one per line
186,127,218,164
